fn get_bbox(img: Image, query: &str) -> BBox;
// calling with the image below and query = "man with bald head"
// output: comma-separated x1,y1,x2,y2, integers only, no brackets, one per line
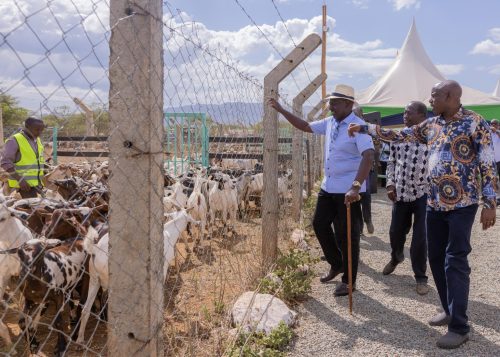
348,80,498,349
1,117,46,198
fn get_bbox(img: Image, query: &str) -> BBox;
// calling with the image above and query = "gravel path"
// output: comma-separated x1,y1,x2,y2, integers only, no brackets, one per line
289,192,500,357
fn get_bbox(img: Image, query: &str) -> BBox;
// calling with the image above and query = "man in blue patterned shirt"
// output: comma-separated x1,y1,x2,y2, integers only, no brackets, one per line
348,80,498,349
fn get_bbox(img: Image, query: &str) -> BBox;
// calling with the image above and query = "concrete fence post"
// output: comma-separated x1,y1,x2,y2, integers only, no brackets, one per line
262,34,321,267
291,73,326,221
108,0,164,355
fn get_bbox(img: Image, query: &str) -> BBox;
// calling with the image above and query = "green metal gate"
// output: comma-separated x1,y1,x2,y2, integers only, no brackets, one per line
164,112,209,175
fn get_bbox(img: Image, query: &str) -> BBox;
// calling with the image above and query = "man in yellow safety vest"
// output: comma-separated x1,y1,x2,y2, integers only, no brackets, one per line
1,117,46,198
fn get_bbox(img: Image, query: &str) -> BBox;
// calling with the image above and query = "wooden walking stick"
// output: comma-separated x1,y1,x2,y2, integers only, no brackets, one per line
346,202,353,314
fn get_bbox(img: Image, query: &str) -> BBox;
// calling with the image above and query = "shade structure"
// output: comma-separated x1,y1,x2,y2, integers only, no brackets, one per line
358,20,500,122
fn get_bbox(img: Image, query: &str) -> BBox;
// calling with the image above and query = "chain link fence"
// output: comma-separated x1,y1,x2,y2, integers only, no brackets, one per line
0,1,324,355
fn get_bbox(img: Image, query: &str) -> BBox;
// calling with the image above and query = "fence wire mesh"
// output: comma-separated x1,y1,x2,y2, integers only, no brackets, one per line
1,1,323,356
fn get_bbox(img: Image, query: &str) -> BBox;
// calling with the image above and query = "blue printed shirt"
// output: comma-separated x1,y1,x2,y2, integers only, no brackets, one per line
368,107,498,211
310,112,374,193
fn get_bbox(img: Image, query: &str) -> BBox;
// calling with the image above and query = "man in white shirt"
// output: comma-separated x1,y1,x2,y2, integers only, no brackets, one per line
268,84,374,296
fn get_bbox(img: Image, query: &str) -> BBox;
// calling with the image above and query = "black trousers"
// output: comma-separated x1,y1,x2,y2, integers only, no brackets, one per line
312,190,361,285
389,195,428,283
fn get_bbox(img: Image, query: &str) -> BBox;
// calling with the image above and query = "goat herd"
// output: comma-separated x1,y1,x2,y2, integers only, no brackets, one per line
0,158,294,356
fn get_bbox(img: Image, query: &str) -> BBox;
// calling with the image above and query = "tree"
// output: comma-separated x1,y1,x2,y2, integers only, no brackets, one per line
0,91,29,127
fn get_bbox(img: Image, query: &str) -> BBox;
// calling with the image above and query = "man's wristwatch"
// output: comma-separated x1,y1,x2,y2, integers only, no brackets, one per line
351,180,361,190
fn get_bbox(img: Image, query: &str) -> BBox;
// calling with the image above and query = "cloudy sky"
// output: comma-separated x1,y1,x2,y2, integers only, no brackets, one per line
1,0,499,114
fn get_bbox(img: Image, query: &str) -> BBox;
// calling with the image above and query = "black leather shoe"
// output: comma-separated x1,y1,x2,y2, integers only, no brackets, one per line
319,267,343,283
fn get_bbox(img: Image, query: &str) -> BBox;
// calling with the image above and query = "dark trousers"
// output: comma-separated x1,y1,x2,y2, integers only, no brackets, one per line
379,161,387,187
19,187,38,198
389,195,428,283
312,190,361,285
427,204,478,335
360,192,372,224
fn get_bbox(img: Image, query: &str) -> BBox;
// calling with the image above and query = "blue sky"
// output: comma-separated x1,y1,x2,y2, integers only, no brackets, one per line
1,0,499,112
167,0,500,94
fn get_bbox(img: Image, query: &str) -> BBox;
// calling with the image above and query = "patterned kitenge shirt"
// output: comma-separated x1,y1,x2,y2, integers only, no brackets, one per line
368,107,498,211
386,140,429,202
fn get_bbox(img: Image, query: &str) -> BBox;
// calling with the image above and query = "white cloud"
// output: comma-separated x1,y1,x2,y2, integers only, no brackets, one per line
471,39,500,56
471,28,500,56
436,64,464,76
489,28,500,41
486,64,500,75
1,2,401,113
350,0,371,9
388,0,421,11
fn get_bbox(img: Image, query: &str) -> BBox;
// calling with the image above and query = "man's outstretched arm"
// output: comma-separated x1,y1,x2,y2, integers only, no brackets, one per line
268,98,313,133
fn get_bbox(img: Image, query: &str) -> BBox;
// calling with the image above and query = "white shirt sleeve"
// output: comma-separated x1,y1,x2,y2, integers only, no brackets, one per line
309,118,329,135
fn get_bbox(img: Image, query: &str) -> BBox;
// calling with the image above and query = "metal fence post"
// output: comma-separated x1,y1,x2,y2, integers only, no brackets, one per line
262,34,321,267
52,127,58,165
291,73,326,221
108,0,164,355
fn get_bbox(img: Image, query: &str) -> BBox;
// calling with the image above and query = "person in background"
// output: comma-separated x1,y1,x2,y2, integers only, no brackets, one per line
348,80,498,349
268,84,374,296
1,117,46,198
352,103,375,234
490,119,500,204
383,101,429,295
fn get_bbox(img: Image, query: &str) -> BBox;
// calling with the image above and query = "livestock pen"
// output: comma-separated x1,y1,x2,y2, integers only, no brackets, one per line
0,1,326,356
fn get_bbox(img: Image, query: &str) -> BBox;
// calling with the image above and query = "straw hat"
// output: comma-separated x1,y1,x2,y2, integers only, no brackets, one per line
325,84,355,102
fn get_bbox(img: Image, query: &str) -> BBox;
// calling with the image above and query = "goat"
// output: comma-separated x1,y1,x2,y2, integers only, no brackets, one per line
77,211,199,345
233,172,252,217
0,194,33,349
13,237,88,356
208,174,238,234
163,181,189,213
185,176,208,244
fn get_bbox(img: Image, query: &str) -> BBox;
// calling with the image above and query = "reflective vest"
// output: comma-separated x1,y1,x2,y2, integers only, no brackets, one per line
7,132,45,188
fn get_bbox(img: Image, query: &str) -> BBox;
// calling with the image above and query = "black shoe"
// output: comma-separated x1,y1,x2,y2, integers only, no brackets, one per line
382,260,400,275
366,221,374,234
334,282,356,296
320,267,343,283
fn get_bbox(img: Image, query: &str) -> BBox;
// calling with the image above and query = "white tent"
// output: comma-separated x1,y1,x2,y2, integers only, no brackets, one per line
357,20,500,107
494,79,500,97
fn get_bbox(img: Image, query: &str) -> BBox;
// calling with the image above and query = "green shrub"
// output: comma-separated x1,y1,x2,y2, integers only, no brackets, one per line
227,322,294,357
258,250,317,303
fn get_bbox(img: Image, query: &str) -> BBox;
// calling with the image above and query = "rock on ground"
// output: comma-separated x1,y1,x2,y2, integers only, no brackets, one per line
289,192,500,357
231,291,297,334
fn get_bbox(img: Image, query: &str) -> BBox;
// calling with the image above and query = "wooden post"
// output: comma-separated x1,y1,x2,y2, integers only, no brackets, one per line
108,1,164,355
305,139,312,197
321,4,327,101
263,34,321,267
73,97,96,136
291,73,326,221
307,101,325,183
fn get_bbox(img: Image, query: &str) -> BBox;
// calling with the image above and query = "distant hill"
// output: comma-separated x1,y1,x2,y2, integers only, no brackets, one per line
166,102,314,125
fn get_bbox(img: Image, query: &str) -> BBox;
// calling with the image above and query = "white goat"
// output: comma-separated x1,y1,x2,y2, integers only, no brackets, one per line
208,174,238,233
186,176,208,243
77,210,199,345
0,194,33,349
163,181,188,213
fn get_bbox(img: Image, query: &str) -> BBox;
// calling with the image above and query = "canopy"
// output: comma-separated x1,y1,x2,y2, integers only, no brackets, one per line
494,79,500,98
358,19,500,118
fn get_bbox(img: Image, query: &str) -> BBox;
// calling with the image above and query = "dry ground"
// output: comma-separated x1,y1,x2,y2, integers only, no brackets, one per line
289,191,500,357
